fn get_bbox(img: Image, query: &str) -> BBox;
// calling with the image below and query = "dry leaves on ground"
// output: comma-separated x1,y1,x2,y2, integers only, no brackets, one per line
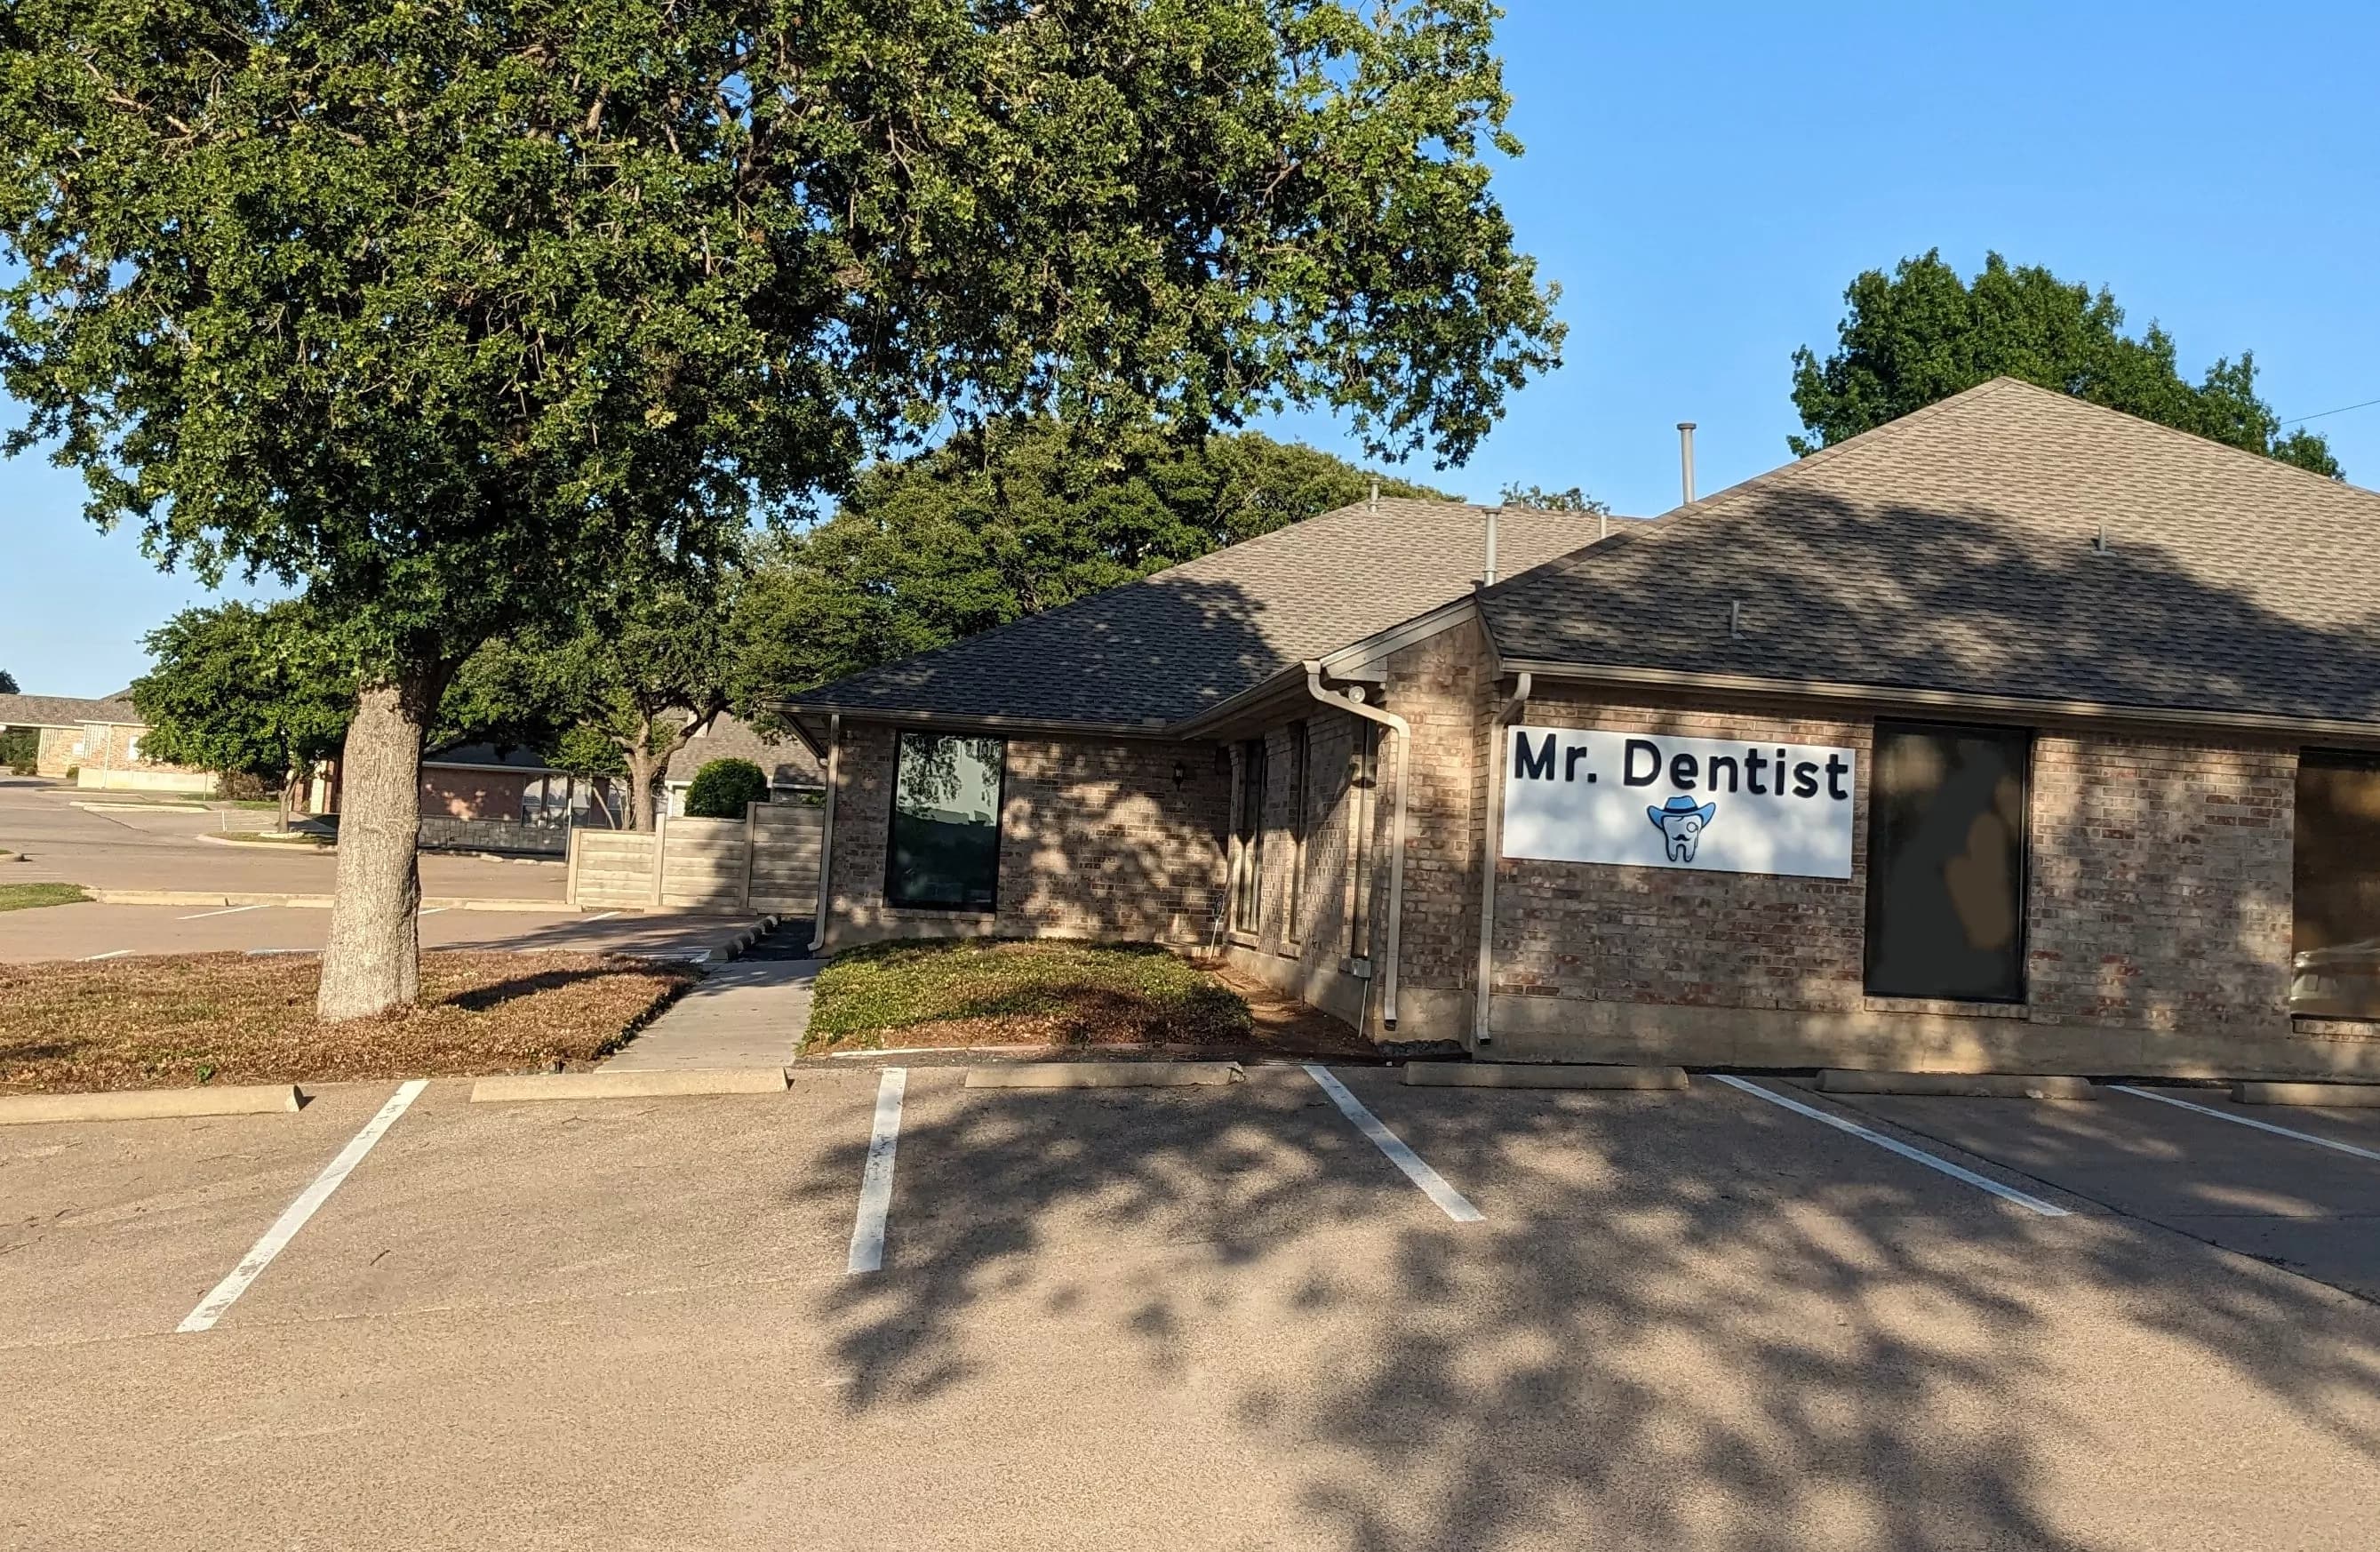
0,950,694,1093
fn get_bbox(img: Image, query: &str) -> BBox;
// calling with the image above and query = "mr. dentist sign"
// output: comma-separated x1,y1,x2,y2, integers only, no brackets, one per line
1500,725,1857,878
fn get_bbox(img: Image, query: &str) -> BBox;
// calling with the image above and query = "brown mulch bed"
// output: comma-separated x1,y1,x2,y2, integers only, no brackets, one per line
0,950,695,1094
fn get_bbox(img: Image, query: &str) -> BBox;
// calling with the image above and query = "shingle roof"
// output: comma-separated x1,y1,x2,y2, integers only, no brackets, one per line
666,712,823,786
788,499,1614,728
0,692,141,729
1483,378,2380,729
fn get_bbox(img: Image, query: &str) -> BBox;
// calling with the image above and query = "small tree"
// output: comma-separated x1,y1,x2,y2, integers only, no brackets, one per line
685,758,769,820
0,669,18,693
130,604,355,829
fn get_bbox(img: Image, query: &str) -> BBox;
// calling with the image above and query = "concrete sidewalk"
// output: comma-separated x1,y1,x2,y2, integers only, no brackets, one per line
602,954,823,1071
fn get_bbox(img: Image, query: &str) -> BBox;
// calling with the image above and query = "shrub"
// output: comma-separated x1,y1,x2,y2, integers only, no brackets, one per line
684,757,769,819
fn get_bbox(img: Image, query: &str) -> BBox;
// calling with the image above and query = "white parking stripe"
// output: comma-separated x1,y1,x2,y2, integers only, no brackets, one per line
79,949,132,962
2111,1084,2380,1163
581,911,621,923
178,1079,428,1333
418,907,450,916
178,903,267,921
1711,1075,2071,1217
1303,1065,1483,1223
846,1068,907,1274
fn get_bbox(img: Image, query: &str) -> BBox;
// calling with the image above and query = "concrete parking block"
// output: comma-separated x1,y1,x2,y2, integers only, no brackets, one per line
2234,1080,2380,1108
963,1060,1245,1088
1817,1069,2096,1100
470,1068,787,1102
0,1084,301,1125
1404,1061,1687,1091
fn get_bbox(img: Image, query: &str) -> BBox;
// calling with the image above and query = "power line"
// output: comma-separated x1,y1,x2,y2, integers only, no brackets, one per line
2280,395,2380,428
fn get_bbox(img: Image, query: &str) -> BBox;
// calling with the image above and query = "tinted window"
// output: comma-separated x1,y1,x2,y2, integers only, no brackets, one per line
887,732,1004,910
1865,723,2029,1002
2292,752,2380,1019
1233,740,1266,932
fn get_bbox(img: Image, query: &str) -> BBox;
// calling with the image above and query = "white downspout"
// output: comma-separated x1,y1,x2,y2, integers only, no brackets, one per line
1305,664,1412,1032
1472,672,1531,1050
806,713,840,954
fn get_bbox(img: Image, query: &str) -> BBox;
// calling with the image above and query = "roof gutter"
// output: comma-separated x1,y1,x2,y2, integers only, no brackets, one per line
1497,658,2380,747
1472,671,1531,1050
806,712,840,955
1305,662,1412,1033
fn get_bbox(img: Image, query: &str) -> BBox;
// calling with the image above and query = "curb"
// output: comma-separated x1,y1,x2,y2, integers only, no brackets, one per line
964,1061,1245,1089
470,1068,788,1102
87,889,579,912
71,800,211,813
1816,1069,2096,1100
2233,1080,2380,1108
0,1084,302,1125
1404,1062,1687,1092
195,832,333,851
636,914,780,967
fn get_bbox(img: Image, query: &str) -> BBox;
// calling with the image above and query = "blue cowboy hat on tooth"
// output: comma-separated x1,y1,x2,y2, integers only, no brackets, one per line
1647,794,1718,861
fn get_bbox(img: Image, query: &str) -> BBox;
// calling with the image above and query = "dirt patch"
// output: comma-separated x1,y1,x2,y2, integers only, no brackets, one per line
1203,963,1377,1058
0,950,695,1093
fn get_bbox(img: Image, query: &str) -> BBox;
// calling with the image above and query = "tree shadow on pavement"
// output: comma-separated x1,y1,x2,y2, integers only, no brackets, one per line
790,1076,2380,1550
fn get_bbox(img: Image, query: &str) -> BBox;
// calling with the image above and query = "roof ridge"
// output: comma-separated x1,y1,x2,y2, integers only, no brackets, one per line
1973,374,2380,506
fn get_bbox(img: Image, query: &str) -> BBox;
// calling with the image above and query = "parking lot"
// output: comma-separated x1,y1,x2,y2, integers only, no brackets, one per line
5,1068,2377,1551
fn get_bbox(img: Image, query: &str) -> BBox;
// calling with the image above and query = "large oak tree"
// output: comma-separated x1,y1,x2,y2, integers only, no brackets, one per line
1791,250,2339,476
1,0,1561,1019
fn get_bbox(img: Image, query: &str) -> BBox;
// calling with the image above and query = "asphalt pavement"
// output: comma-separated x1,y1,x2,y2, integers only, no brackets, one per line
5,1068,2377,1550
0,777,564,900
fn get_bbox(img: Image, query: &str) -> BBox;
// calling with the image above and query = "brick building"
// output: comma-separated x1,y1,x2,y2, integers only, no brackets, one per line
0,692,216,794
776,380,2380,1079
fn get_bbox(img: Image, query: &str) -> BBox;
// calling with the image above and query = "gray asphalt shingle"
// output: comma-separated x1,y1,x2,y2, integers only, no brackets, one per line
0,693,140,730
1484,378,2380,727
788,499,1613,727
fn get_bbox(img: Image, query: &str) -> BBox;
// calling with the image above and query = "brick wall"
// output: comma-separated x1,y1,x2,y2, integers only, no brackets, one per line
827,721,1229,946
2026,735,2295,1036
1490,690,1873,1016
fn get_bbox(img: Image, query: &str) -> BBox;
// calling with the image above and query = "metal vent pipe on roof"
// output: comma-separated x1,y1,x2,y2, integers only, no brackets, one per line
1483,504,1501,587
1677,422,1697,506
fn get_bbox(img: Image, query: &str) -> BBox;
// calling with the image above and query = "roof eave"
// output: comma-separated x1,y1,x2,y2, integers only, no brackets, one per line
1498,656,2380,748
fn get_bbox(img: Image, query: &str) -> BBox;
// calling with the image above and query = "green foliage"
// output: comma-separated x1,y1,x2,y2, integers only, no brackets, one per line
1791,251,2341,477
130,604,355,787
0,883,88,912
735,416,1462,698
2,0,1561,697
684,757,769,820
549,725,628,783
0,669,17,693
805,940,1250,1052
1,728,35,773
1499,482,1610,513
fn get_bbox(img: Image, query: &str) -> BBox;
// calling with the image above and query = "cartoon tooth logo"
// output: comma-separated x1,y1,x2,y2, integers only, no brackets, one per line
1648,795,1719,862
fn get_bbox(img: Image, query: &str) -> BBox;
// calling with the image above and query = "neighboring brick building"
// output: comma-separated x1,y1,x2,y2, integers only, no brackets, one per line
775,380,2380,1079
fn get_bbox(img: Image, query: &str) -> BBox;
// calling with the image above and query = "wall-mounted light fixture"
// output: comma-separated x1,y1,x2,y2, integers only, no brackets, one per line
1173,760,1189,789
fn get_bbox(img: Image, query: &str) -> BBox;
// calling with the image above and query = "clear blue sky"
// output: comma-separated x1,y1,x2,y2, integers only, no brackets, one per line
5,0,2376,697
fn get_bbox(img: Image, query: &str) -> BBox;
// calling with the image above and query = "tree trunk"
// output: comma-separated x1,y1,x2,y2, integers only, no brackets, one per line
277,764,296,835
627,746,662,832
316,680,434,1022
